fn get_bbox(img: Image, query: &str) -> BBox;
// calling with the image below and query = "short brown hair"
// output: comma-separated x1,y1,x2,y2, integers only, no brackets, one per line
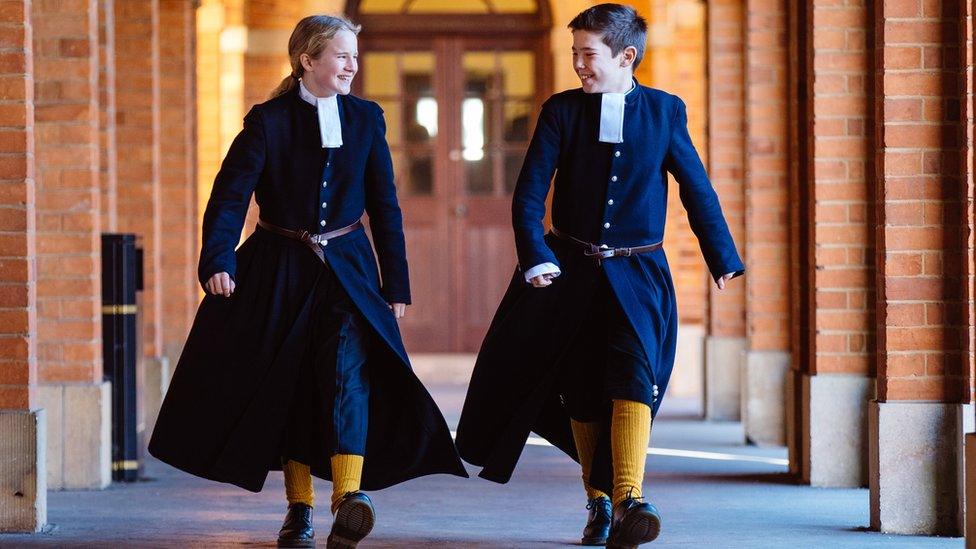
568,4,648,70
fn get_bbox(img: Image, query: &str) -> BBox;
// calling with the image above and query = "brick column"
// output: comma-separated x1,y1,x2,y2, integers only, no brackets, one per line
703,0,747,421
0,0,45,532
788,0,876,488
31,0,110,490
98,0,116,233
114,1,164,385
639,0,710,405
152,0,197,439
871,0,971,535
742,0,791,446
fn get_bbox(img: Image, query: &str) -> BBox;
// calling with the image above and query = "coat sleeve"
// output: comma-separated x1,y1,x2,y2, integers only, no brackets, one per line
664,95,745,282
512,97,561,272
198,105,266,287
365,103,411,305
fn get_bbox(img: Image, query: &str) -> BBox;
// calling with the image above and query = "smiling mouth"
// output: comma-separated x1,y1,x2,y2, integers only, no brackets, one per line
579,74,594,83
337,75,353,83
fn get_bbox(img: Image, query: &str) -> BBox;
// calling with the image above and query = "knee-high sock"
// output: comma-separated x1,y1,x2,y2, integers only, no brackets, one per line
330,454,364,513
283,460,315,507
610,399,651,507
571,419,609,501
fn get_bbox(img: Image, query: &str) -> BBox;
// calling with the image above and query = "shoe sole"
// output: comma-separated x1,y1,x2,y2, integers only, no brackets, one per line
326,499,375,549
581,535,609,545
607,509,661,548
277,537,315,548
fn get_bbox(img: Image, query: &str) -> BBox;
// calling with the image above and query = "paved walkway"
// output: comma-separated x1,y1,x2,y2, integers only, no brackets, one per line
1,386,963,548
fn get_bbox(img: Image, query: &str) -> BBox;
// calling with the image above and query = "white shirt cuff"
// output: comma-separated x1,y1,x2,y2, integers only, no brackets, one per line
524,262,561,283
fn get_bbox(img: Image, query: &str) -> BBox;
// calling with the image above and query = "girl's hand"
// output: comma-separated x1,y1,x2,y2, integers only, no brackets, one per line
716,272,735,290
389,303,406,319
205,272,235,297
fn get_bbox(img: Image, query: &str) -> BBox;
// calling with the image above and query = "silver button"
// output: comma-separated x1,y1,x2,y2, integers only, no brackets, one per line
322,181,328,188
611,175,618,182
607,199,614,205
322,239,328,246
603,222,610,229
326,162,331,167
614,151,621,157
321,202,327,208
320,220,326,227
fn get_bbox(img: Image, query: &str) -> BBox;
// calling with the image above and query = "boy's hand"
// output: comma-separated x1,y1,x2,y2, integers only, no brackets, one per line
716,272,736,290
530,274,556,288
389,302,406,319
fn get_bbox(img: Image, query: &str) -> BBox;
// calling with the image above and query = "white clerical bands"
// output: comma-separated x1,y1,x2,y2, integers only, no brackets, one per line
299,79,343,148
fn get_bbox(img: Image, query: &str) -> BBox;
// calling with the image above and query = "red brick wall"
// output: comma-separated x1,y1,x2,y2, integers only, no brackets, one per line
706,0,746,338
745,0,791,352
803,0,875,377
115,0,163,358
874,0,969,402
0,0,38,409
98,0,116,233
31,0,102,384
159,0,197,364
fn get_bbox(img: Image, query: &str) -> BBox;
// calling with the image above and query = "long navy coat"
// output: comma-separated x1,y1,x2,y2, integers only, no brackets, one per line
148,86,466,492
455,83,745,491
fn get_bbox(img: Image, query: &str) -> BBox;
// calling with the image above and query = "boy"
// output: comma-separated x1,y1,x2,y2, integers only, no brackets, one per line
456,4,744,547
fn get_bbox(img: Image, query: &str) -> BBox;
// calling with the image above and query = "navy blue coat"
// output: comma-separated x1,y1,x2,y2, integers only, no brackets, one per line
149,86,466,492
456,82,745,489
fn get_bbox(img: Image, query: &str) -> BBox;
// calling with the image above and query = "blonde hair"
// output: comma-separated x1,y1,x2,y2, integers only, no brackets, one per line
269,15,362,99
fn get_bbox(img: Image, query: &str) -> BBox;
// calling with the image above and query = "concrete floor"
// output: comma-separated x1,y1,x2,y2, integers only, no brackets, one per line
1,385,964,548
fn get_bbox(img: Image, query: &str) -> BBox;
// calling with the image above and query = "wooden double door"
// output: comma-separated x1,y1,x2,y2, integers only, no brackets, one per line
359,36,546,351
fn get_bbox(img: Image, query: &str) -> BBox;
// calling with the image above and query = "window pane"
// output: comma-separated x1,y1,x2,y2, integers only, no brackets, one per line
499,51,535,96
377,100,402,146
465,155,492,195
503,100,532,142
396,153,433,195
409,0,490,13
363,53,399,96
358,0,406,13
504,152,524,193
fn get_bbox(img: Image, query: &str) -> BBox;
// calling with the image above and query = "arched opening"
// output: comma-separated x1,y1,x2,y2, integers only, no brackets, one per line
348,0,553,351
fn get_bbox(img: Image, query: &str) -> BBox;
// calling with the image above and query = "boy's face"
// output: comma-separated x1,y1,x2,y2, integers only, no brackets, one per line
571,30,635,94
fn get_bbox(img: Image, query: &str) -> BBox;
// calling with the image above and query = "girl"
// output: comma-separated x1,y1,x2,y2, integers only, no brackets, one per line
149,15,466,549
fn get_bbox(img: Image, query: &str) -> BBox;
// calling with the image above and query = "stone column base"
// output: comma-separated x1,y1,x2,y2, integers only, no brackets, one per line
740,350,788,446
801,374,873,487
37,382,111,490
0,409,46,532
966,433,976,543
704,336,745,421
869,400,965,535
669,325,704,412
143,356,171,443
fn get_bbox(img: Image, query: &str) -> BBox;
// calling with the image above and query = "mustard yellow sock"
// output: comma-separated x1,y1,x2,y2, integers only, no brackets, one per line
283,460,315,507
330,454,364,513
570,419,609,501
610,399,651,507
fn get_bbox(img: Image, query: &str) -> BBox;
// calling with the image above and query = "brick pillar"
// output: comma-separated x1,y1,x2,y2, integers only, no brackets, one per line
31,0,110,490
0,0,46,532
703,0,747,422
871,0,971,535
639,0,710,405
787,1,876,488
115,0,164,398
964,0,976,543
742,0,791,446
151,0,197,439
98,0,116,233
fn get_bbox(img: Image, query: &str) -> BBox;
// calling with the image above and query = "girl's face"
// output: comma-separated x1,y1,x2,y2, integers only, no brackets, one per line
301,29,359,97
571,30,635,94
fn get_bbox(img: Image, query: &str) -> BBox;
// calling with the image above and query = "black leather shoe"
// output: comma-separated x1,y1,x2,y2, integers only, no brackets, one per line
277,502,315,548
607,497,662,548
326,492,375,549
581,496,612,545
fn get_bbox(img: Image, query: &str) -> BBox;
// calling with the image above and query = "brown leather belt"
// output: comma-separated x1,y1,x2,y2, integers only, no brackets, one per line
257,218,363,262
551,226,663,265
